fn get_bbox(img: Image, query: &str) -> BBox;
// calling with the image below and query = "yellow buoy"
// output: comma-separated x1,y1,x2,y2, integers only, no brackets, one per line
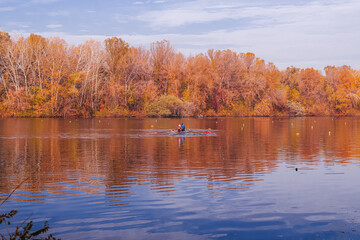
151,125,154,128
296,133,300,136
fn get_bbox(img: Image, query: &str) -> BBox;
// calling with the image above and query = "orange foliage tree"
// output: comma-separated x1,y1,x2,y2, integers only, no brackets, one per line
0,29,359,117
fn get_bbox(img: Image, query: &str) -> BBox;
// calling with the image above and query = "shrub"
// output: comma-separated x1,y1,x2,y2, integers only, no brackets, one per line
307,103,328,115
254,99,272,116
1,184,60,240
1,89,31,116
286,101,305,116
181,101,197,117
203,109,217,117
230,101,250,116
94,105,129,117
145,95,195,117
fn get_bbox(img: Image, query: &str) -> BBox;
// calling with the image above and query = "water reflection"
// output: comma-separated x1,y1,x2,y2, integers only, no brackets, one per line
0,118,360,239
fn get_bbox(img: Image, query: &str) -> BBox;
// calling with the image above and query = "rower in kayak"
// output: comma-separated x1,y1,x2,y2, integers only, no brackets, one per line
177,123,186,132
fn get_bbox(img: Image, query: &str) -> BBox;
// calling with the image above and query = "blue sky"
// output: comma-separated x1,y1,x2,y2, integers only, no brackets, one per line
0,0,359,69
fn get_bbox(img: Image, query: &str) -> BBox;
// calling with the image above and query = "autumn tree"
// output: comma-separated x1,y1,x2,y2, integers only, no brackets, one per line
150,40,175,95
297,68,326,114
0,29,359,117
28,34,47,92
206,49,241,113
103,37,130,110
0,30,11,98
120,47,152,111
325,65,360,114
183,53,213,113
71,39,106,116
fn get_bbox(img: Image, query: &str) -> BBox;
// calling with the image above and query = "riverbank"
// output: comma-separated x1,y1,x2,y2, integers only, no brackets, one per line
0,112,359,118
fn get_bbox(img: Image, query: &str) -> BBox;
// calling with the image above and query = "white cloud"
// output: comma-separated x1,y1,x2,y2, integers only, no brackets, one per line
5,0,360,70
131,0,360,69
136,0,244,27
137,9,224,28
14,26,358,70
32,0,58,3
137,0,360,31
0,6,15,12
5,21,30,28
46,24,63,29
48,10,69,16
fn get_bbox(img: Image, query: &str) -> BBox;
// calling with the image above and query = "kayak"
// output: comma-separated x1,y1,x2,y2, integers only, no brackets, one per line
127,129,215,138
169,129,212,136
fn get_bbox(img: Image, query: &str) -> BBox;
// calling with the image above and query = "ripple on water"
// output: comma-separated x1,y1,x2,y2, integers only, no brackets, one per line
2,118,360,239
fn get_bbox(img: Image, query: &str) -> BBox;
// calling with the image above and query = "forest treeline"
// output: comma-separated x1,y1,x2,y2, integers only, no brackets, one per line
0,30,359,118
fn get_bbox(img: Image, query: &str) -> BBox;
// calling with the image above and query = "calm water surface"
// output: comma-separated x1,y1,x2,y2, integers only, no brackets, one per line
1,117,360,239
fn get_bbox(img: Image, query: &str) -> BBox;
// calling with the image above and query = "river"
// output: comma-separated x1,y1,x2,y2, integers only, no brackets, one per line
0,117,360,239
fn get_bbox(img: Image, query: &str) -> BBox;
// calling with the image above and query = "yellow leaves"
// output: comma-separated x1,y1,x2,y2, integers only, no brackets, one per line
145,94,188,117
0,30,10,54
94,105,129,117
289,88,301,102
28,34,47,51
68,72,85,84
0,29,360,118
182,88,191,101
29,86,45,105
0,30,10,42
326,88,351,114
2,88,31,115
254,99,272,116
324,66,360,114
105,37,129,65
245,52,255,58
67,85,78,97
231,101,250,116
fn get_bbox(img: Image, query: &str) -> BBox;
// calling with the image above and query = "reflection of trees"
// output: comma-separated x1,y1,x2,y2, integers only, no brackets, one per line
0,118,360,202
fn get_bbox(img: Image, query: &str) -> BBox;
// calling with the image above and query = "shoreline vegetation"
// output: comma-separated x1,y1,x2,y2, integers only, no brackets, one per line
0,30,359,118
1,180,59,240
